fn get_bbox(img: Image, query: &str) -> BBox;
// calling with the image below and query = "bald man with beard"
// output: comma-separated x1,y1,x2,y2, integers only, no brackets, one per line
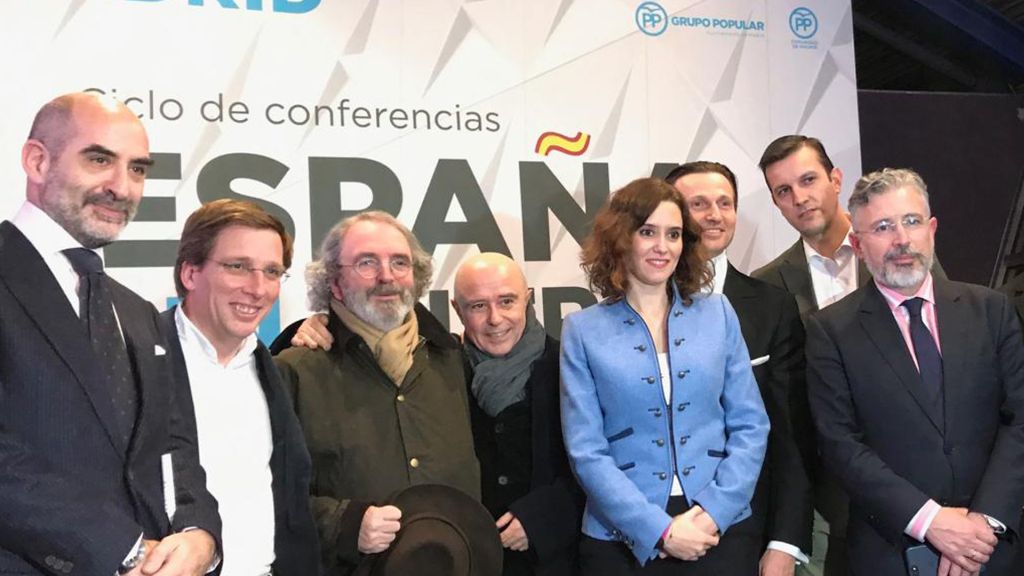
0,92,219,576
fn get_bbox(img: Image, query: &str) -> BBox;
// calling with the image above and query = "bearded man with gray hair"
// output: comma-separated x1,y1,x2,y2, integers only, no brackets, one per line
273,211,480,576
805,168,1024,576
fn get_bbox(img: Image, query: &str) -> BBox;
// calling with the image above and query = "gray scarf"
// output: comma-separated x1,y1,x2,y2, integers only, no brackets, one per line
465,306,547,417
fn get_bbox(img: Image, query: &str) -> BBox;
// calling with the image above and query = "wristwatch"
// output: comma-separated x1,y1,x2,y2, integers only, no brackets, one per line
984,514,1007,535
117,540,147,575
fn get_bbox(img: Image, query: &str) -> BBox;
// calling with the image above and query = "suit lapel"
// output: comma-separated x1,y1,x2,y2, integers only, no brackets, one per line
724,266,759,342
0,222,127,456
255,344,291,526
777,242,818,321
858,283,943,433
723,265,757,301
114,289,152,458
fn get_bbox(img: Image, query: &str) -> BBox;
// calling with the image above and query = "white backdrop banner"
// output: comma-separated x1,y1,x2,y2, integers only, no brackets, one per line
0,0,861,340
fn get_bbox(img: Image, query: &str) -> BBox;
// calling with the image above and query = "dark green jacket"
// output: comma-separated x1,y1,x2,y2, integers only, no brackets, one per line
274,303,480,576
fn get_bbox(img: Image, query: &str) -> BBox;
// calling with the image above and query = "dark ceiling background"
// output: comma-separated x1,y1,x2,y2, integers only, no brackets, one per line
852,0,1024,93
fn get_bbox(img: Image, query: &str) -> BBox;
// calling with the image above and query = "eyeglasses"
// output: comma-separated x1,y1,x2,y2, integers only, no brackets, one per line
341,256,413,279
214,260,290,282
855,214,928,238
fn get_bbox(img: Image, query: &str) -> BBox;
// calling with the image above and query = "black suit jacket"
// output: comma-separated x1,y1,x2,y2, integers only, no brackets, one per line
161,308,321,576
805,278,1024,574
723,265,815,555
0,221,220,575
468,335,584,576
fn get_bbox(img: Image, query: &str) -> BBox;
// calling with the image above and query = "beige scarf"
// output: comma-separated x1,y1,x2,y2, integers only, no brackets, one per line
331,299,419,386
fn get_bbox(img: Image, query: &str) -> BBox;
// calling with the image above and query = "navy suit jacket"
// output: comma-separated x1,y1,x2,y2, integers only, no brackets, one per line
161,308,321,576
0,221,220,575
806,278,1024,574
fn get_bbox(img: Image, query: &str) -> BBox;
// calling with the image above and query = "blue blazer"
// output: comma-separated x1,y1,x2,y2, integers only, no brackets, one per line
560,289,769,564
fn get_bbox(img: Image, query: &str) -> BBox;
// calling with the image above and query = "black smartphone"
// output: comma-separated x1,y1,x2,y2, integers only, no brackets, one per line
904,544,938,576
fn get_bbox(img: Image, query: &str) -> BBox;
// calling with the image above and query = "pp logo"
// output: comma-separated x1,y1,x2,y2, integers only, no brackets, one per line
636,2,668,36
789,7,818,39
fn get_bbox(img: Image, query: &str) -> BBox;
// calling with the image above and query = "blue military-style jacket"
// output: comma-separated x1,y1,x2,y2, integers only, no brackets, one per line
560,288,769,564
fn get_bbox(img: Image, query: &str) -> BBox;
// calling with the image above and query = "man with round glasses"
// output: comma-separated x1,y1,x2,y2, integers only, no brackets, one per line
273,211,480,576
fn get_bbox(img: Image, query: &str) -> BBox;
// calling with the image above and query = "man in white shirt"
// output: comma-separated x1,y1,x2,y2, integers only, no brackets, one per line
667,161,814,576
0,92,219,576
161,199,320,576
750,135,862,576
752,135,862,323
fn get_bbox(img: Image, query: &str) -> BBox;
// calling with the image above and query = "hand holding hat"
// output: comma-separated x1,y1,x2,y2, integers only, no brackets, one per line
359,505,403,554
354,484,502,576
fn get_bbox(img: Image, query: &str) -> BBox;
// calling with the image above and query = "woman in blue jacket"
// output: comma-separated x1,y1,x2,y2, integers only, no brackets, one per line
560,177,769,574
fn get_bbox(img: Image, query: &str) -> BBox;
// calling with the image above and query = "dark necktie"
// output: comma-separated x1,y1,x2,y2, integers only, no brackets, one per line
63,248,138,447
901,297,943,405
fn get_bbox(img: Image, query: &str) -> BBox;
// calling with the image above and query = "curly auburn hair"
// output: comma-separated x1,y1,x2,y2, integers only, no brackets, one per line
581,177,710,304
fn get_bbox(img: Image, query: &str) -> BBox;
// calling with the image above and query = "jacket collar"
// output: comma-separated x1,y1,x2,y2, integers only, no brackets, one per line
602,282,693,319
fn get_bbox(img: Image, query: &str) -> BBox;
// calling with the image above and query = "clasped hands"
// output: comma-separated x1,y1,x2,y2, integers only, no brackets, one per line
659,505,719,562
925,507,998,576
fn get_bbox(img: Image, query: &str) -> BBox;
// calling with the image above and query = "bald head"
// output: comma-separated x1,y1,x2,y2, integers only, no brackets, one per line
22,92,151,248
28,92,142,160
452,253,530,357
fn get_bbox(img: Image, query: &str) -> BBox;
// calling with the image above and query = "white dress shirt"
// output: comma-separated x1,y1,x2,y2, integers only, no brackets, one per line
175,307,276,576
803,231,858,309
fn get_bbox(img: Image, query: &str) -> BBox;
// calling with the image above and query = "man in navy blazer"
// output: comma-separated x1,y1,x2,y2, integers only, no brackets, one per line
806,168,1024,575
161,199,320,576
0,93,220,575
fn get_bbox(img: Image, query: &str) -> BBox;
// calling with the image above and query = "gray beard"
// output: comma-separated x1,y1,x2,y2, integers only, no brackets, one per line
868,248,934,291
41,186,136,249
343,284,414,331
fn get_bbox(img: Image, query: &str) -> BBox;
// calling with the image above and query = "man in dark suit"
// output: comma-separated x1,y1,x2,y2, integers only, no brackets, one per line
752,135,872,576
667,161,815,576
0,92,219,575
161,199,320,575
806,167,1024,576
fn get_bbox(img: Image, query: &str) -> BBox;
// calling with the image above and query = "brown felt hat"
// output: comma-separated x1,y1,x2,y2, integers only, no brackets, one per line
353,484,502,576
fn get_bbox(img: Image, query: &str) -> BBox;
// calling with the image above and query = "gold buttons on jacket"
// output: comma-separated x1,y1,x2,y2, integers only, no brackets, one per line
409,458,420,468
396,394,405,402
